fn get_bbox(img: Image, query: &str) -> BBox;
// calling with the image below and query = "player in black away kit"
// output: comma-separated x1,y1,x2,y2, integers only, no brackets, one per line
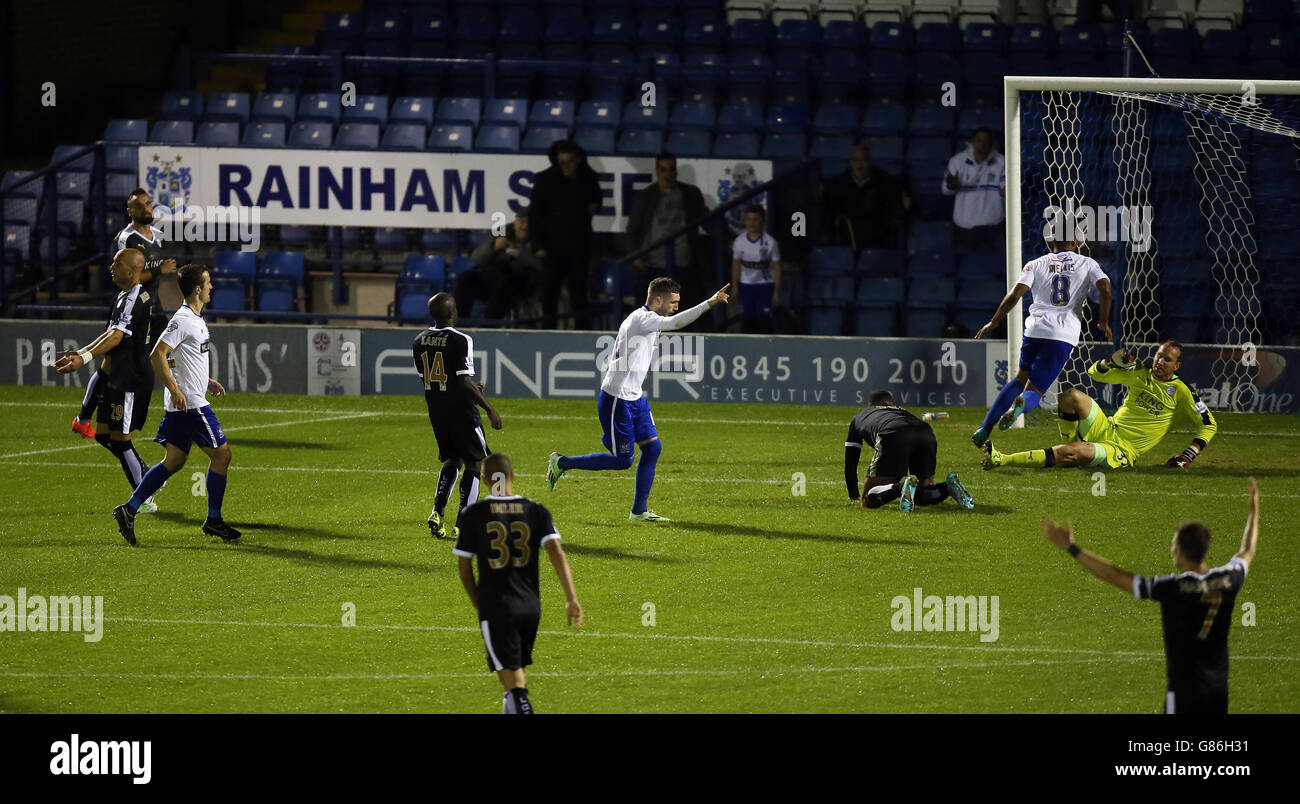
844,390,975,512
73,188,176,440
56,249,160,508
415,292,503,538
1043,478,1260,714
454,453,582,714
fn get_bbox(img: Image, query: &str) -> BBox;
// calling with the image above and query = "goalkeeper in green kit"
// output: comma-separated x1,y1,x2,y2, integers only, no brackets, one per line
982,340,1217,471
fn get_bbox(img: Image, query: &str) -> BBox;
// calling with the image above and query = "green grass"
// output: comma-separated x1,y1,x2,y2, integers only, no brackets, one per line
0,385,1296,713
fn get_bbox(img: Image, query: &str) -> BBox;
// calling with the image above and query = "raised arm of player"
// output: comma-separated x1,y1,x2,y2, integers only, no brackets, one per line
53,328,124,373
973,283,1028,340
545,540,583,626
460,375,502,430
1087,348,1142,386
1165,380,1217,468
150,340,187,412
1235,478,1259,567
457,556,479,611
649,285,732,332
1041,519,1135,593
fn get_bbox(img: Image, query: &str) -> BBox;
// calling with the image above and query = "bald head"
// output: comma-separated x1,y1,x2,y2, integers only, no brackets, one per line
110,248,146,289
428,292,457,325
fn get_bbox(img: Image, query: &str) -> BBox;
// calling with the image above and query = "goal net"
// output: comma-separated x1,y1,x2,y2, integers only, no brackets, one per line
1003,77,1300,413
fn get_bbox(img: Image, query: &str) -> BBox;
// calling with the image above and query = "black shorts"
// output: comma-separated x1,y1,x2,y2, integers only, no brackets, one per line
1164,686,1228,715
868,425,937,480
480,611,539,672
96,386,152,435
432,418,490,463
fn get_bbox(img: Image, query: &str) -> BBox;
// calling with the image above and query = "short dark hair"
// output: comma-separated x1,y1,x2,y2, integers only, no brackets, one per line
744,204,766,219
555,140,580,157
177,263,209,298
514,207,529,220
870,389,894,406
655,152,677,166
1176,521,1212,563
128,188,148,205
647,277,681,299
483,453,513,485
972,126,994,140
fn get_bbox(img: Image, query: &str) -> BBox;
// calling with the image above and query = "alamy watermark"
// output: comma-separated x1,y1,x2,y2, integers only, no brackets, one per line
0,588,103,642
152,201,262,252
1044,202,1153,252
595,333,705,381
891,587,999,642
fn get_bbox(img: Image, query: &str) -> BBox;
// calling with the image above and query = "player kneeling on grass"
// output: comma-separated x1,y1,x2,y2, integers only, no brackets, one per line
454,454,582,714
982,340,1216,472
113,264,240,546
1041,478,1258,714
845,390,974,512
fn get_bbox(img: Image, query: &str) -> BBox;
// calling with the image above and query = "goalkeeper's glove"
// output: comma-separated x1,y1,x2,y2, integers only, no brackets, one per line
1165,443,1202,468
1109,347,1137,369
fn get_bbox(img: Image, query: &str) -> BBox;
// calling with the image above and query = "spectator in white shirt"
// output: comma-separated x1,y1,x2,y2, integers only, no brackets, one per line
942,128,1007,254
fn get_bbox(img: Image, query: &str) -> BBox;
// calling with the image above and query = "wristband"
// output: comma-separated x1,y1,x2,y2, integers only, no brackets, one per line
77,348,94,365
1067,544,1082,558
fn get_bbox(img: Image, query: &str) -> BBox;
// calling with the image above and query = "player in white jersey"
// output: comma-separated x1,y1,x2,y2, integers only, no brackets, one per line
546,277,730,521
113,264,240,546
971,230,1112,447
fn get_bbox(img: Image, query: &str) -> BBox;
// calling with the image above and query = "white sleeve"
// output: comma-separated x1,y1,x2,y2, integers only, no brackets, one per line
109,285,142,335
159,314,188,350
769,235,781,262
458,333,475,376
941,155,957,196
646,300,711,332
732,238,744,260
1090,259,1107,286
1017,261,1034,290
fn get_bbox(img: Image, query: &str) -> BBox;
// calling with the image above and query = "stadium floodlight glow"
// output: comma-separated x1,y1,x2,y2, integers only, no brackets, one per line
1003,75,1300,417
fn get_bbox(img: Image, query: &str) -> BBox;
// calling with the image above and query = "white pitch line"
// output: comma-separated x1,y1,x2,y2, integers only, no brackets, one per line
0,412,380,460
94,616,1298,662
0,656,1154,683
4,459,1296,500
1,402,1296,437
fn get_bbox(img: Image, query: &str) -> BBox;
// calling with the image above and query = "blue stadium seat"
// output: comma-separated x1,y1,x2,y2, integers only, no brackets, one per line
616,129,662,156
856,249,905,277
1010,23,1056,56
3,224,32,261
297,93,341,126
446,255,476,290
522,125,569,154
809,246,854,277
575,126,615,155
436,97,483,129
810,133,853,162
956,105,1002,138
717,99,763,133
344,95,389,126
546,14,588,43
52,142,92,170
289,121,332,148
196,122,240,147
104,119,147,142
660,130,707,157
279,225,313,248
859,100,906,137
869,20,912,50
669,99,715,131
776,18,820,50
762,133,806,158
809,275,855,301
766,103,807,134
379,123,425,151
421,229,460,253
577,100,621,129
251,92,297,125
205,92,250,125
209,280,247,311
160,91,204,122
1059,24,1105,56
106,174,136,203
684,16,725,47
262,250,305,287
335,123,379,149
150,120,194,144
475,124,521,152
106,144,138,174
907,221,954,256
484,98,529,129
427,124,473,151
318,12,362,50
863,136,904,174
712,132,758,158
500,14,540,44
242,122,286,147
56,173,90,200
410,9,451,43
639,14,680,47
729,18,773,48
904,137,952,173
957,251,1005,279
591,14,636,45
813,103,859,136
401,254,446,285
908,251,956,277
907,104,956,137
622,100,668,131
823,20,867,51
915,22,956,53
374,227,408,251
391,97,436,127
213,250,257,286
964,22,1008,53
530,99,575,130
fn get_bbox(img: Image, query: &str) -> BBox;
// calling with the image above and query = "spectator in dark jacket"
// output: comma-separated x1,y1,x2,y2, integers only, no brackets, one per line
457,208,542,320
625,153,711,310
529,139,604,330
821,145,909,250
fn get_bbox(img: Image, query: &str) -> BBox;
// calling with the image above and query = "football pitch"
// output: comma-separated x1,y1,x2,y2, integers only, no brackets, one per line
1,384,1296,714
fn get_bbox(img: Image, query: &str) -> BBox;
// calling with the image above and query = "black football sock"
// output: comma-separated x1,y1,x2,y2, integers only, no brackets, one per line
510,687,533,715
458,469,481,515
433,461,459,515
78,368,105,422
916,484,950,506
108,440,146,490
865,482,903,509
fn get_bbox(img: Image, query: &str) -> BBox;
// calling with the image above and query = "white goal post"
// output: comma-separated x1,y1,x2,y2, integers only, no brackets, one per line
1002,76,1300,418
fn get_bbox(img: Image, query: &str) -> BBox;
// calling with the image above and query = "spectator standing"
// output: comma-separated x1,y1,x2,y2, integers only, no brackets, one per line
730,204,782,334
626,153,710,307
529,140,604,330
459,209,543,320
820,145,909,250
942,128,1007,254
